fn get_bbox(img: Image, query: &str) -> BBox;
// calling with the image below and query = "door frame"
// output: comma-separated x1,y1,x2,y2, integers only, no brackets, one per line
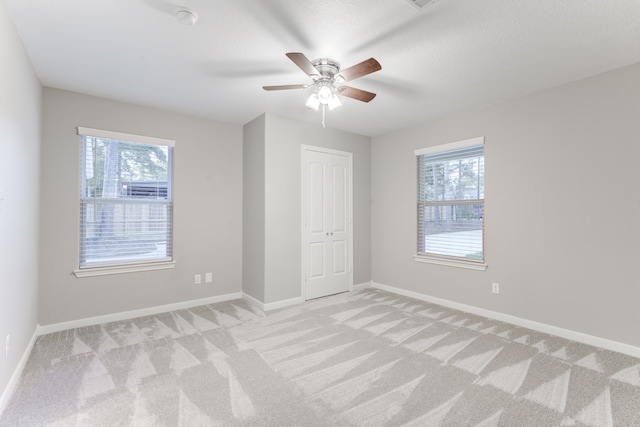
301,145,354,301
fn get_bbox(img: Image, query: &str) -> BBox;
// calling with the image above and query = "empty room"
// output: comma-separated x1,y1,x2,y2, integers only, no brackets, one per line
1,0,640,425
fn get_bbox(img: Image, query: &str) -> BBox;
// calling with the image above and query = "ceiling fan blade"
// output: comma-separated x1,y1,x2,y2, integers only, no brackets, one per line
286,52,320,78
337,86,377,103
262,84,308,91
337,58,381,82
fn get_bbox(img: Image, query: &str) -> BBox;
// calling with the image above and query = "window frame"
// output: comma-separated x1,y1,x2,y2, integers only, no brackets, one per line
73,127,176,278
414,137,487,271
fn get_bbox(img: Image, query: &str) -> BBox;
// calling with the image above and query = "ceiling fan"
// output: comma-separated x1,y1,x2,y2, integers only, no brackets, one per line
263,52,382,111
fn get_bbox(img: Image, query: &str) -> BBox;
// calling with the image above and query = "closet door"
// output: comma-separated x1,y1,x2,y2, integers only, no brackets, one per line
303,147,352,300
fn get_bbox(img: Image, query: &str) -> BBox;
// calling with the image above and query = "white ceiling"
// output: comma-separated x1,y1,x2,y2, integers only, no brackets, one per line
5,0,640,137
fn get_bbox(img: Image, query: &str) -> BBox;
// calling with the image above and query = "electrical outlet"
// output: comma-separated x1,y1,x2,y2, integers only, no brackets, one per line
492,283,500,294
5,335,10,358
195,274,202,285
205,272,212,283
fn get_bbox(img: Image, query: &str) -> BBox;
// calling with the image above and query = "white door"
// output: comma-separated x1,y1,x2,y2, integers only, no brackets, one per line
303,147,352,300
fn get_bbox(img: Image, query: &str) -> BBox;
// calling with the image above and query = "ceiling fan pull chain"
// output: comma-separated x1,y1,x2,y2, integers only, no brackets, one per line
322,104,326,128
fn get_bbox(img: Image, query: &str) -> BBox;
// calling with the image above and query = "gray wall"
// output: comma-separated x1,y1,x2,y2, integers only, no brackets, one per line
242,115,266,302
371,62,640,347
263,113,372,304
39,88,243,325
0,1,41,402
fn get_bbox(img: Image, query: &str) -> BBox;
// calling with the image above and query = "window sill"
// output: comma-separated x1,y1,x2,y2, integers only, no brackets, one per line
414,255,487,271
73,261,176,278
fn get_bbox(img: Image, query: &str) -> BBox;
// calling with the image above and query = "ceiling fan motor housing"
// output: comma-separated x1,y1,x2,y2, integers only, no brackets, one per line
311,58,340,81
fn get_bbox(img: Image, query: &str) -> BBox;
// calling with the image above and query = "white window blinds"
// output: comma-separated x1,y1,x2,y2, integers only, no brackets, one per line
78,127,174,268
416,137,485,263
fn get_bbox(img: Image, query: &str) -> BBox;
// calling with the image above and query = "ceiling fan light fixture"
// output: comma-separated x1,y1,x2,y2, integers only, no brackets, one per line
317,85,333,103
176,9,198,26
328,94,342,111
306,93,320,111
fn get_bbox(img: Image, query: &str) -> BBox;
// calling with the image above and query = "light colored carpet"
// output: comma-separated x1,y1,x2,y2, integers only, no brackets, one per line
1,288,640,426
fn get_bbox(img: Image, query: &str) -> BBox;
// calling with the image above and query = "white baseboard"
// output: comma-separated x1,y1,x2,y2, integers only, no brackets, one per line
264,296,304,311
353,281,372,291
38,292,243,335
372,282,640,358
0,326,38,415
242,282,374,312
242,292,304,311
241,292,265,311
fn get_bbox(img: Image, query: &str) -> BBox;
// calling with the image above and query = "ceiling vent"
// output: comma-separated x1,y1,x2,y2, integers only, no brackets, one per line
406,0,435,9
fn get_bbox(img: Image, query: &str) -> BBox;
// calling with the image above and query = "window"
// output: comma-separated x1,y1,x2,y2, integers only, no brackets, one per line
416,137,485,269
76,127,175,276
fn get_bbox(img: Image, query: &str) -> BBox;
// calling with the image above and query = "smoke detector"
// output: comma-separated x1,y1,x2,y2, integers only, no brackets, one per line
176,9,198,26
